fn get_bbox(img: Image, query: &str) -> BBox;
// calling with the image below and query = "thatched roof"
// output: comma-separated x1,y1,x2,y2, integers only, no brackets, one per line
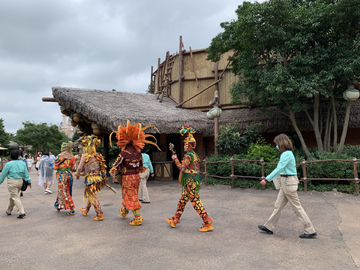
218,99,360,133
52,87,211,135
52,87,360,137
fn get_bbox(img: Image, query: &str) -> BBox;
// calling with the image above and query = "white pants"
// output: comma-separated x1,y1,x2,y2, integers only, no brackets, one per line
138,168,150,202
264,176,316,234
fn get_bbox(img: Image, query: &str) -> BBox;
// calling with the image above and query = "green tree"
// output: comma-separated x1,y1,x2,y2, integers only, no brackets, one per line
0,118,10,148
207,0,360,157
15,122,69,155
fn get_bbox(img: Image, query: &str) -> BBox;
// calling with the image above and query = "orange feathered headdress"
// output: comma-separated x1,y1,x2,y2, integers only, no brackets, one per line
109,120,161,152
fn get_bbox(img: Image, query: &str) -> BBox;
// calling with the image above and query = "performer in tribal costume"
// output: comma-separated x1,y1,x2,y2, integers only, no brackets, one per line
54,141,76,215
75,135,107,221
110,120,160,226
166,125,213,232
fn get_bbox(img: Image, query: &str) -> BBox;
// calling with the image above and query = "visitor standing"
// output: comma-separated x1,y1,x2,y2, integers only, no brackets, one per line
138,149,154,203
38,152,54,194
35,151,42,174
0,150,31,219
258,133,317,239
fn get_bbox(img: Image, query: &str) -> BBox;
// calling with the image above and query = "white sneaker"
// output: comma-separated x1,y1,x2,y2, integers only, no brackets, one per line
45,189,52,194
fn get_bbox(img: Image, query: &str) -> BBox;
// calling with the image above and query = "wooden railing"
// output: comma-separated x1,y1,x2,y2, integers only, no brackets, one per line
202,157,360,195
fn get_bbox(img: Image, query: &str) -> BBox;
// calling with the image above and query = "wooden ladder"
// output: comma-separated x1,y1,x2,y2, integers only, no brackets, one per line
157,52,175,102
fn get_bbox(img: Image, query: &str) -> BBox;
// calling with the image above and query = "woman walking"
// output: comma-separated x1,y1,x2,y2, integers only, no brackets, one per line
258,133,317,239
54,142,76,215
38,152,54,194
0,150,31,219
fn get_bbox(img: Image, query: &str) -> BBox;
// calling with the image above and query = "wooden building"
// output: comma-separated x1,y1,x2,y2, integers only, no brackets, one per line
44,37,360,178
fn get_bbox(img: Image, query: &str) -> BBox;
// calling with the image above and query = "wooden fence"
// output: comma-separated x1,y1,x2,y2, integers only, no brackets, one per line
202,157,360,195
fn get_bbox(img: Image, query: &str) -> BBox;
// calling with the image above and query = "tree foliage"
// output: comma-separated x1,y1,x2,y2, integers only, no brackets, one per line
207,0,360,157
15,122,69,155
0,118,10,148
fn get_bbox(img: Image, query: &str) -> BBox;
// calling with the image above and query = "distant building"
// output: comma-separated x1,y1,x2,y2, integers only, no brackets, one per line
59,115,75,138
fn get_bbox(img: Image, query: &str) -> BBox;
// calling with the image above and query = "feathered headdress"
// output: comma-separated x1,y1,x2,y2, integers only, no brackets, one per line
180,125,196,148
82,135,101,155
109,120,161,152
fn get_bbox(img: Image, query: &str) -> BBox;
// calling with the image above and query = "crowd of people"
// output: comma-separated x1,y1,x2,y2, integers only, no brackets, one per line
0,124,317,237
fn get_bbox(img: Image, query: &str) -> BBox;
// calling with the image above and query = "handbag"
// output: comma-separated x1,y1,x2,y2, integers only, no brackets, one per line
21,179,29,191
273,175,281,190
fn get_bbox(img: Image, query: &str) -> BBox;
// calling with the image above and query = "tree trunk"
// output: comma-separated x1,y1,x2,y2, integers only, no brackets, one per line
323,105,332,152
289,109,311,158
330,90,338,152
338,101,352,152
313,94,324,151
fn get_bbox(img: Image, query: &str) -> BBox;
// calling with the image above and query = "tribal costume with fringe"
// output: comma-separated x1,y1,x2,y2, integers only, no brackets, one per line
110,120,160,225
54,156,76,210
76,135,107,220
54,141,75,213
167,125,213,232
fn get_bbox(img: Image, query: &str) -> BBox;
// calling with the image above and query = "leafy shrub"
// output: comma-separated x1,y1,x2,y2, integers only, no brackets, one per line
246,138,278,162
216,122,263,154
204,145,360,194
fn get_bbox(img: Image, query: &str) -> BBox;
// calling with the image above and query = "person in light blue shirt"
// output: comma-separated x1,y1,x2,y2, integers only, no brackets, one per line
138,150,154,203
0,150,32,219
258,134,317,239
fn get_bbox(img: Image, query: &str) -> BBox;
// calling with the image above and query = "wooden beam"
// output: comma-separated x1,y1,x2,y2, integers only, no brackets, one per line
178,36,184,104
42,97,57,102
176,79,221,108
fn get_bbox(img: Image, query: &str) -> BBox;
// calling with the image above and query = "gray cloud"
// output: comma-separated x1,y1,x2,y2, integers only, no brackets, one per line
0,0,249,133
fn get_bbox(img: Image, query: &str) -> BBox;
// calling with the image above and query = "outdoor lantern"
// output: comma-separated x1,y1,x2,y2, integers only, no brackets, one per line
71,120,77,127
343,85,360,101
60,106,69,115
91,123,100,129
206,106,222,120
93,128,101,135
72,113,81,122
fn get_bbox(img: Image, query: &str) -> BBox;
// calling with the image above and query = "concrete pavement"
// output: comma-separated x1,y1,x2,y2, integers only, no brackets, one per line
0,169,359,269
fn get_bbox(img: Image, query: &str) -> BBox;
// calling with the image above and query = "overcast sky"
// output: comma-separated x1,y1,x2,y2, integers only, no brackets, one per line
0,0,250,134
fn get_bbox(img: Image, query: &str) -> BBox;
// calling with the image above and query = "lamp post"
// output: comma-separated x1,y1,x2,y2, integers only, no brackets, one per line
338,85,360,152
207,90,222,155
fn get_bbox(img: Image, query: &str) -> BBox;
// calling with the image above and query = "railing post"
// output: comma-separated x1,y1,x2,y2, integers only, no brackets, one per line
230,157,235,188
353,157,359,195
204,158,208,185
302,159,308,192
260,158,265,190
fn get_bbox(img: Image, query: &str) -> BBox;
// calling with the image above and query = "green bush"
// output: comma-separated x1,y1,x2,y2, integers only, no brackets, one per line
216,122,263,154
246,138,278,162
204,145,359,194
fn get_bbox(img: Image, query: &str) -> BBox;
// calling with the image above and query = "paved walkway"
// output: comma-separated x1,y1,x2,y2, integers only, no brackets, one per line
0,169,359,269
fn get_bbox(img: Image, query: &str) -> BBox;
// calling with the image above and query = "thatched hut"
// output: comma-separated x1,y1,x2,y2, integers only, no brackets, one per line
45,87,216,179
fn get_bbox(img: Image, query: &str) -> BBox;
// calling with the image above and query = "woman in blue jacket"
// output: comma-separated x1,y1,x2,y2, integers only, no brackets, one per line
258,134,317,239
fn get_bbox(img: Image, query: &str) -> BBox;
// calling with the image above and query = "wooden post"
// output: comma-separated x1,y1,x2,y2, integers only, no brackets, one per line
260,158,265,190
157,58,161,97
150,66,154,94
230,157,235,188
103,134,110,176
302,159,308,192
214,62,219,155
178,36,184,105
353,157,359,195
204,158,208,185
189,46,199,88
